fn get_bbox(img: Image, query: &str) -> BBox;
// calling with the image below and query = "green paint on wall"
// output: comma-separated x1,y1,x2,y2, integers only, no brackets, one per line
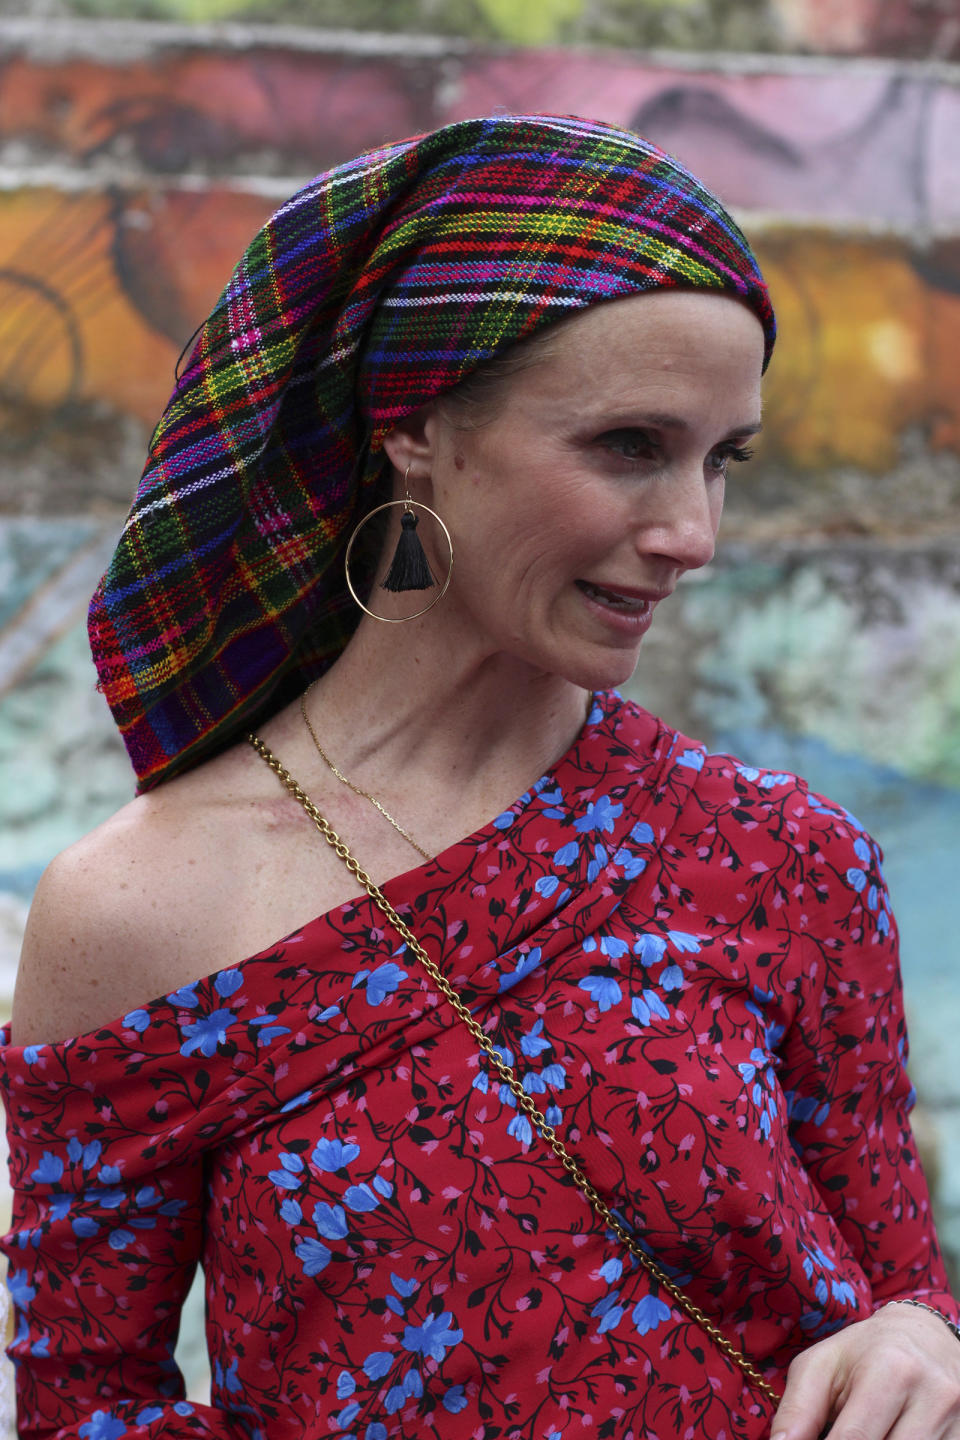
473,0,583,44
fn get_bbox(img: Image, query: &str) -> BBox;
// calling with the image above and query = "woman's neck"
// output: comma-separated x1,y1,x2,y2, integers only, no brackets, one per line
287,614,592,817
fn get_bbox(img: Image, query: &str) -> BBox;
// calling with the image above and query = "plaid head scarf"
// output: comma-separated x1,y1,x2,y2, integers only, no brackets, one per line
88,113,776,790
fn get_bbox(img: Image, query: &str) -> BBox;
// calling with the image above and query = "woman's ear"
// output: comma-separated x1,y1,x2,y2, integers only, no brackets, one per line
381,403,441,485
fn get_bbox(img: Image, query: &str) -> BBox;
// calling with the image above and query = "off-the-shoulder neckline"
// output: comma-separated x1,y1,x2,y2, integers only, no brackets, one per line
3,691,645,1057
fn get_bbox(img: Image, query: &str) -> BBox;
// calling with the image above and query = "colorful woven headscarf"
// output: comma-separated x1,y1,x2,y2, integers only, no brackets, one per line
89,113,776,790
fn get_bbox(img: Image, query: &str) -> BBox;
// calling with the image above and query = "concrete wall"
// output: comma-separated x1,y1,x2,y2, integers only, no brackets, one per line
1,0,959,58
1,8,958,1422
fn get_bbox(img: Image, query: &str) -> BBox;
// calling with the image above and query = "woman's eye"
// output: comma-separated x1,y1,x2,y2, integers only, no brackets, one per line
709,443,755,474
601,430,658,461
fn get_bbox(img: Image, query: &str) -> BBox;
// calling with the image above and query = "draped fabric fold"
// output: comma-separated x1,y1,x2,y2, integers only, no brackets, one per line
2,694,953,1439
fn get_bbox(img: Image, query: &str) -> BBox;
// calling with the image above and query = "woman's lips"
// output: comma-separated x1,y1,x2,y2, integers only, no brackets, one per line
577,580,655,612
576,579,660,633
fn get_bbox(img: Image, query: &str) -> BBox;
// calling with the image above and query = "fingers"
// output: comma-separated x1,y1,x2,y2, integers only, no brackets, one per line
769,1318,960,1440
876,1393,960,1440
787,1385,905,1440
769,1342,849,1440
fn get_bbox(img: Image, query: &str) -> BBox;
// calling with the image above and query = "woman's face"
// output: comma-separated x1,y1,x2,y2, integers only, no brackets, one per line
390,289,765,692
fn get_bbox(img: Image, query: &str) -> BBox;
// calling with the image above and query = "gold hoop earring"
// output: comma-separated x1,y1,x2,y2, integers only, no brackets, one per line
344,492,454,624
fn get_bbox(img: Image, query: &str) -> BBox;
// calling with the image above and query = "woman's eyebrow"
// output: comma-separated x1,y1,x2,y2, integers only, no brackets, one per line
592,411,764,437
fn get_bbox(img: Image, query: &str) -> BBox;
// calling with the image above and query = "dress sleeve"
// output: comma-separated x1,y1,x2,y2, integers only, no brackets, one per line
0,1027,244,1440
781,795,958,1320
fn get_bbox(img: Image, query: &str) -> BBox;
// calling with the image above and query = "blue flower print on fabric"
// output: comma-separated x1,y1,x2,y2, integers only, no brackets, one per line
166,983,200,1008
247,1014,291,1046
584,934,630,959
534,874,558,898
295,1237,331,1276
401,1311,464,1362
507,1113,533,1146
499,948,542,993
67,1137,100,1168
78,1412,127,1439
343,1184,379,1213
6,1270,35,1308
214,969,244,998
280,1089,314,1113
313,1203,349,1240
633,1294,672,1334
634,933,667,966
591,1288,625,1334
215,1357,243,1395
578,974,623,1012
179,1008,236,1058
587,842,608,882
442,1385,468,1413
31,1152,63,1185
268,1153,304,1190
668,930,701,954
520,1019,551,1057
353,962,405,1007
613,847,647,880
312,1137,360,1172
631,991,670,1025
574,795,623,834
363,1352,393,1382
739,1048,780,1140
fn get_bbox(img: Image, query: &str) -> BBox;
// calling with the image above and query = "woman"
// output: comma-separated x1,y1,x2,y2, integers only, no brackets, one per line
2,114,958,1440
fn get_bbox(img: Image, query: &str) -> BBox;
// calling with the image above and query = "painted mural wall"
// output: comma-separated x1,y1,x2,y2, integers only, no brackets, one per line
1,10,959,1428
2,28,960,489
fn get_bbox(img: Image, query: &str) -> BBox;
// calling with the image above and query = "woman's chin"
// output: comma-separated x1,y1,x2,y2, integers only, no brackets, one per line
547,639,646,695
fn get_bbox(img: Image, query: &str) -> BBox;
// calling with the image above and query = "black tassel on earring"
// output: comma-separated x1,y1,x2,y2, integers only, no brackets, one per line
381,509,437,592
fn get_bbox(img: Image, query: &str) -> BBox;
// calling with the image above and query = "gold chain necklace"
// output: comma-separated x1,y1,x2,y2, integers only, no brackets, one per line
298,686,432,862
245,730,782,1411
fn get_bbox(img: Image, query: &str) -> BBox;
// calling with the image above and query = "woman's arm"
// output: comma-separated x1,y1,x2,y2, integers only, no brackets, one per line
771,798,960,1438
3,846,244,1439
2,1148,244,1439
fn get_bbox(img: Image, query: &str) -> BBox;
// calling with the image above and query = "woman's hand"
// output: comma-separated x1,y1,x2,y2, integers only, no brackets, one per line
770,1302,960,1440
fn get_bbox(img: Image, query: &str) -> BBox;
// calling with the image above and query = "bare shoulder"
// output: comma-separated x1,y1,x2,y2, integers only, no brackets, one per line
10,744,275,1048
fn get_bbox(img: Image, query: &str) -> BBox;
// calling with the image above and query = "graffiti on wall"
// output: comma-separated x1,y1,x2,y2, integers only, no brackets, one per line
2,38,959,476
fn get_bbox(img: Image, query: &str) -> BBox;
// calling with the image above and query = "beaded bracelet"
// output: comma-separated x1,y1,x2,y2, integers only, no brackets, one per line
886,1298,960,1343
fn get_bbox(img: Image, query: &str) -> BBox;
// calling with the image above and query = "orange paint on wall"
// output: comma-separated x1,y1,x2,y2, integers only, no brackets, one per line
755,234,959,471
0,187,274,422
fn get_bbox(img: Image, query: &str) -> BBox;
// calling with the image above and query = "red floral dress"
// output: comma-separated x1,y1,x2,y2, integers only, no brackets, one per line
1,693,954,1440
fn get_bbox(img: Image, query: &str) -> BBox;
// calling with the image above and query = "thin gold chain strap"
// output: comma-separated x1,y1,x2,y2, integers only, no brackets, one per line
246,731,781,1408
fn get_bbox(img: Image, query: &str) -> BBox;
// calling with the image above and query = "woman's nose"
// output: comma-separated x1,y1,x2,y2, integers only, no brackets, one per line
636,471,720,574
